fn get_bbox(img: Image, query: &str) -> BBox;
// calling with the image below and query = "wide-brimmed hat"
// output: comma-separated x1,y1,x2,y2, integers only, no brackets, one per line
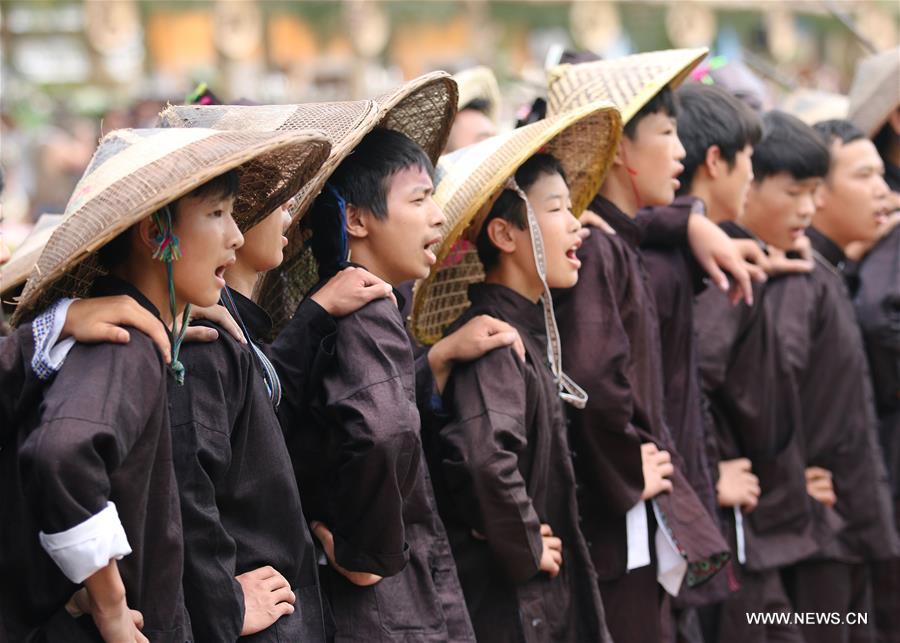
410,100,622,346
0,214,63,304
847,46,900,138
781,88,848,126
12,126,331,325
547,47,708,123
453,66,502,123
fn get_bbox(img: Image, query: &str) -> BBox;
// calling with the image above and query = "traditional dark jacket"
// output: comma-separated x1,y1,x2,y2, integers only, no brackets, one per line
855,223,900,501
766,227,900,563
694,222,825,573
0,276,189,642
429,283,610,643
271,280,474,642
167,286,327,642
554,195,730,592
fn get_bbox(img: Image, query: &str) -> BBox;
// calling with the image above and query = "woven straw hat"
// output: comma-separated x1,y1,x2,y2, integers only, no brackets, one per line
781,88,848,126
847,47,900,137
233,71,456,333
547,48,708,123
0,214,63,303
453,66,502,123
12,127,331,325
409,100,622,346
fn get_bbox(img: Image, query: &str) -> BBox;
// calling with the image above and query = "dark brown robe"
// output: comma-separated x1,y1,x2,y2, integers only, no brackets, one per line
767,227,900,642
0,276,189,642
166,286,327,642
0,323,40,445
427,283,610,643
272,279,474,642
854,222,900,643
554,194,730,642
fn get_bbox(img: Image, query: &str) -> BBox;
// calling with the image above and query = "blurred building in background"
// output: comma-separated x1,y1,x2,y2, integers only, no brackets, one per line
1,0,898,238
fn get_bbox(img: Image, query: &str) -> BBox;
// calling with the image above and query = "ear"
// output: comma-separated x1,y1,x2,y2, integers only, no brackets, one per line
704,145,722,179
485,218,519,255
813,181,827,209
136,217,159,252
611,139,627,167
344,202,369,240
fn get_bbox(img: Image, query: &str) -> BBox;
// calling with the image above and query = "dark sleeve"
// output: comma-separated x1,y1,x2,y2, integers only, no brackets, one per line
19,337,166,532
270,297,337,429
635,206,691,248
321,302,422,576
554,234,644,515
0,323,38,441
168,332,246,641
440,347,543,584
856,228,900,413
694,286,779,459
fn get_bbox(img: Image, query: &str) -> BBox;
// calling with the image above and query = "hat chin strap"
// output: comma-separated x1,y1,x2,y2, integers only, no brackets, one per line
505,178,588,409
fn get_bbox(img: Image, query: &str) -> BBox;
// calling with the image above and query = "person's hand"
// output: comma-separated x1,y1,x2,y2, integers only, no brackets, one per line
186,303,246,344
427,314,526,393
311,267,394,317
578,209,616,235
687,215,767,306
805,466,837,508
731,239,773,275
81,561,147,643
310,521,383,587
539,523,563,578
62,297,171,363
65,588,146,642
765,243,814,276
236,566,296,636
640,442,674,500
716,458,761,512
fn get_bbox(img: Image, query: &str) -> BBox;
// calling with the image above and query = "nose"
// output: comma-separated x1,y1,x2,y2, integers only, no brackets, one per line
227,212,244,250
874,174,890,200
429,198,446,228
673,133,687,162
798,192,817,220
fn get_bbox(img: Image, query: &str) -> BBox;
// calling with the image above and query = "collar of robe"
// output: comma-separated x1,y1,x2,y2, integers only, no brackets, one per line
589,194,642,247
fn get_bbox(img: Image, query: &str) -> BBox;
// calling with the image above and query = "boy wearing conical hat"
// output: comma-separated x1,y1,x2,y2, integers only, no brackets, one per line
409,102,621,642
546,49,763,642
752,115,899,643
0,126,328,642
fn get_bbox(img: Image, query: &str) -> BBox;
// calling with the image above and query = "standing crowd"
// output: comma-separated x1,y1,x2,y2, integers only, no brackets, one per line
0,44,898,643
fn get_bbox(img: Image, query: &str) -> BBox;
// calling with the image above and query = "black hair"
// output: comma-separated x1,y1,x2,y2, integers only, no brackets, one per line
624,86,678,140
873,120,894,158
813,119,866,146
477,153,567,272
305,127,434,276
674,83,762,195
98,168,240,270
751,110,830,182
460,98,492,117
515,97,547,129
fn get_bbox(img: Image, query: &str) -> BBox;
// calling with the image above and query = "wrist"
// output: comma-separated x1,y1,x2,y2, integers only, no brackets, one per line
427,340,453,394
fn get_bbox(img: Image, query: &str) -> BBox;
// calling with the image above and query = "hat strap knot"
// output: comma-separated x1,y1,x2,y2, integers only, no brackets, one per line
152,205,191,385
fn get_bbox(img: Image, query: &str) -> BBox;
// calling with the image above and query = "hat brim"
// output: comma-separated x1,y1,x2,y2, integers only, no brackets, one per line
12,128,331,325
409,100,622,345
547,48,708,124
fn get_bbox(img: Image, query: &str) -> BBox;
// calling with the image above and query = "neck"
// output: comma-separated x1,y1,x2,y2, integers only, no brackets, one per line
346,242,397,286
225,258,259,300
112,261,182,327
811,213,850,251
484,261,542,303
598,171,639,218
689,179,729,224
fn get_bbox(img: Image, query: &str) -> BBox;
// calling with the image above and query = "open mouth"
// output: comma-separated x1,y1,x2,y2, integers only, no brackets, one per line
424,235,442,265
875,209,889,226
565,241,582,268
214,258,235,286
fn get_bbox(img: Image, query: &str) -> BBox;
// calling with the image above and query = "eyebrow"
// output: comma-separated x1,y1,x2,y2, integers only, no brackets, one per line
408,184,433,197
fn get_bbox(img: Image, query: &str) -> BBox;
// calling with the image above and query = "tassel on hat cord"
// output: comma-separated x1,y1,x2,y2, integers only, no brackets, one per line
152,205,191,385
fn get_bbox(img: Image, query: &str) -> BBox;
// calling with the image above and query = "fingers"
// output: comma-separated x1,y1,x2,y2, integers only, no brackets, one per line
658,478,674,494
732,457,753,472
543,536,563,552
270,586,296,606
511,335,526,362
730,261,754,307
183,326,219,343
130,609,144,631
261,572,291,592
657,462,675,478
655,449,671,465
701,256,730,294
99,324,131,345
190,304,244,343
540,523,554,537
470,529,487,541
136,631,150,643
745,262,768,284
641,442,659,456
273,601,296,618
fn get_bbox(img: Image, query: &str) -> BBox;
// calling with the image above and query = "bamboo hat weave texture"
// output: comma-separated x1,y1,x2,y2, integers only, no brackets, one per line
12,127,331,325
547,48,708,123
454,66,502,123
847,46,900,137
409,100,622,345
0,214,63,303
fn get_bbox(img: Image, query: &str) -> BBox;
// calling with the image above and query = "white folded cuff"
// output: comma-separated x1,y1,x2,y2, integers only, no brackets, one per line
39,501,132,584
625,499,651,571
